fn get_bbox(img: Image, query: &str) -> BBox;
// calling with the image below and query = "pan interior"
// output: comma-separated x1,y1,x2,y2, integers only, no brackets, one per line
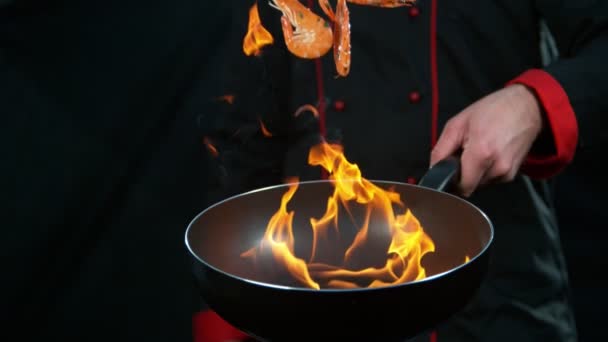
187,180,492,289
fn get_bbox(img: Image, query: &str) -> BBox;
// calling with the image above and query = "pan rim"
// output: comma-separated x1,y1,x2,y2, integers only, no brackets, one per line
185,179,495,293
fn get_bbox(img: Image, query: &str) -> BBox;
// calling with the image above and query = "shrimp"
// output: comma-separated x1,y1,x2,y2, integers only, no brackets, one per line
333,0,351,77
268,0,333,59
346,0,416,7
317,0,350,77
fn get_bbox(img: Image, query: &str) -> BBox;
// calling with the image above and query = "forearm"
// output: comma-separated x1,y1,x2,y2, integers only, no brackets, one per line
543,32,608,148
506,6,608,178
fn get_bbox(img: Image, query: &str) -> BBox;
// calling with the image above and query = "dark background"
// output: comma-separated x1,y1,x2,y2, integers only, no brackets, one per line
555,147,608,341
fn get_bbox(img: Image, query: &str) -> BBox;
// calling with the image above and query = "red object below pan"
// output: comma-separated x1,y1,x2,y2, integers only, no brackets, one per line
186,157,493,342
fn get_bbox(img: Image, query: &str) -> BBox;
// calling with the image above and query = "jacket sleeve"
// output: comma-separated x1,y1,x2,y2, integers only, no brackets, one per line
507,1,608,179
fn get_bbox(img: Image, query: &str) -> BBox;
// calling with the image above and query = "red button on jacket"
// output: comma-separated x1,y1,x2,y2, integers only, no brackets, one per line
409,6,420,18
333,99,346,112
408,91,421,103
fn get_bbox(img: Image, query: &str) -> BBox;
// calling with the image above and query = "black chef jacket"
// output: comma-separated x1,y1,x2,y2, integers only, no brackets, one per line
2,1,251,341
198,1,608,342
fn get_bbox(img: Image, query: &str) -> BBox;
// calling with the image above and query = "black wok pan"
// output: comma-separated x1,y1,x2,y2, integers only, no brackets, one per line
185,157,493,342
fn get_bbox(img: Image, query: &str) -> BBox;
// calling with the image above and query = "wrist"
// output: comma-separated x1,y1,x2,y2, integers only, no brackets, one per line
505,68,578,179
511,83,544,135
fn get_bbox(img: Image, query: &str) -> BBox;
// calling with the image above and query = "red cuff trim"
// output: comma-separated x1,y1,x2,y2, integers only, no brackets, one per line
193,310,249,342
506,69,578,179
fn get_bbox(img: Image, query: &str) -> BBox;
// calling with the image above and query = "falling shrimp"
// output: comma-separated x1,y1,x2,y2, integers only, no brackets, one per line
346,0,416,7
268,0,333,59
317,0,351,77
333,0,351,77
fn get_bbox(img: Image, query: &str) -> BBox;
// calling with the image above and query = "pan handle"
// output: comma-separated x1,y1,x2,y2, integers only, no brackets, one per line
418,156,461,193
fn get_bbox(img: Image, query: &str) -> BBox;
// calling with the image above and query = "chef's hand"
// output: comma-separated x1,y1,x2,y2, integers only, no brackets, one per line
430,84,544,197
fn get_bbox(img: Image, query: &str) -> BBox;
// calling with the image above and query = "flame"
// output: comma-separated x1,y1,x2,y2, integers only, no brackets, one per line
216,94,236,104
203,137,219,158
465,255,470,263
243,3,274,56
242,177,321,289
258,118,273,137
242,140,436,289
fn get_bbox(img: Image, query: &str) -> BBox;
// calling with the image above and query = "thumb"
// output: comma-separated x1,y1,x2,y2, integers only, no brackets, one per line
430,116,465,167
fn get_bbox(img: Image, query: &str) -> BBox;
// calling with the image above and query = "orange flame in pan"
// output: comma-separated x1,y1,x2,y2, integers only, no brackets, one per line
242,141,436,289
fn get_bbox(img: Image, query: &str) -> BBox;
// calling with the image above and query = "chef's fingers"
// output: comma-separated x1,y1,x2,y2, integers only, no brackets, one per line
430,116,465,167
458,143,493,197
480,157,519,185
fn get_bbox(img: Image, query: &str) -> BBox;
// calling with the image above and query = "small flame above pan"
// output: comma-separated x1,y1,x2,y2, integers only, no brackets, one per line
243,3,274,57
